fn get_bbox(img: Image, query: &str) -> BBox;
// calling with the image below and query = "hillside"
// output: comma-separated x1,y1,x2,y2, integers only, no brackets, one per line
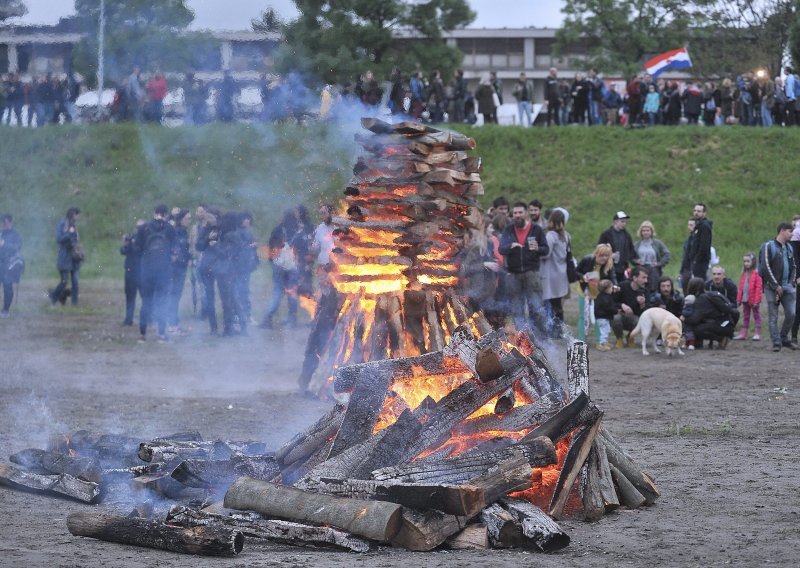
1,122,798,279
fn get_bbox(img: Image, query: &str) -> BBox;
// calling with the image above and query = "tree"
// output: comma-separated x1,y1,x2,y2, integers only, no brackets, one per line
556,0,702,77
71,0,214,84
272,0,475,85
0,0,27,22
251,7,283,34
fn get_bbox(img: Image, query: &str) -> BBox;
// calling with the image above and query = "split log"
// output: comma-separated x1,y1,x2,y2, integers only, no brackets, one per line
102,463,162,478
329,367,391,458
451,391,563,437
298,288,345,391
274,404,345,466
548,415,604,520
138,439,269,464
480,504,522,548
371,437,556,485
466,451,533,505
521,390,601,444
66,511,243,557
599,429,660,505
132,471,209,501
49,431,141,459
275,438,335,486
500,499,571,552
445,524,488,550
390,508,466,551
425,291,445,351
609,463,646,509
0,462,99,503
224,477,403,542
581,448,605,522
10,448,102,483
593,438,620,511
170,455,280,489
567,341,590,400
332,351,451,393
166,505,369,552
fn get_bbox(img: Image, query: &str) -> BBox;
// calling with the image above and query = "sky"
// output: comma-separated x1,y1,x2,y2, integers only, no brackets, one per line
11,0,567,30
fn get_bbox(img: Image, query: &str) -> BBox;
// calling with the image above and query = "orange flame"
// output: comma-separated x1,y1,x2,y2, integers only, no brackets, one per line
298,295,317,318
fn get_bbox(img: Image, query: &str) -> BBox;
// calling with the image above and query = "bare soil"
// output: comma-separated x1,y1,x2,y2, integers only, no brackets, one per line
1,279,798,567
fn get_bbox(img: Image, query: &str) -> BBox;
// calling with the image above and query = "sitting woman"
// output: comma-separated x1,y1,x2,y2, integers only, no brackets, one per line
648,275,684,318
575,243,618,339
684,277,738,349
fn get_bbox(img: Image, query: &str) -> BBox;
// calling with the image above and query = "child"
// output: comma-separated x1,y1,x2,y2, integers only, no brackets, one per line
681,294,696,350
643,84,660,127
735,252,762,340
594,279,618,351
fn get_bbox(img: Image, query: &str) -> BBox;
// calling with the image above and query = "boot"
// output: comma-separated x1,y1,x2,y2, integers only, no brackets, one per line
734,331,746,340
614,338,624,349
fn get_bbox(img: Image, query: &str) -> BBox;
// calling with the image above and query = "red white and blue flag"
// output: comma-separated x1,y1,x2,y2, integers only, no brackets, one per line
644,48,692,78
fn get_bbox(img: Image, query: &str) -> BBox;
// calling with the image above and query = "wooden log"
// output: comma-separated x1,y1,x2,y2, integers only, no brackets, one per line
166,505,370,552
445,524,489,550
494,388,515,415
548,415,604,520
10,448,102,483
274,404,345,466
224,477,403,542
593,438,620,511
599,429,660,505
275,438,334,486
451,391,563,437
170,455,280,489
332,350,451,393
67,511,243,557
480,504,522,548
371,437,556,485
390,508,466,551
0,462,99,503
567,341,590,400
132,471,209,500
49,431,142,458
466,451,533,504
330,367,391,458
102,463,162,478
520,390,602,444
500,499,571,552
425,291,445,352
581,448,606,522
609,463,647,509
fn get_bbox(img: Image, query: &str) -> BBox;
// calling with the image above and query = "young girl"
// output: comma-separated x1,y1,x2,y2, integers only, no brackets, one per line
643,84,660,127
735,252,762,340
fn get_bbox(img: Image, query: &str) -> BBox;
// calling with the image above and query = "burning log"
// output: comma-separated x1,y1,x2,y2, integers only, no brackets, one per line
521,390,601,444
48,431,142,460
102,463,162,478
166,505,370,552
548,415,604,520
480,504,523,548
224,477,403,542
445,524,489,550
0,462,99,503
391,508,467,551
500,499,571,552
451,391,563,437
66,511,243,557
599,429,660,505
329,367,392,458
274,404,345,466
170,455,280,489
10,448,102,483
370,437,556,485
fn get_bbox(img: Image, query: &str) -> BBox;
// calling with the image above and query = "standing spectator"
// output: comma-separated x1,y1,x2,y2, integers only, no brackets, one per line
195,208,222,334
643,84,660,127
512,72,534,127
603,83,621,125
539,209,570,337
558,78,571,125
783,66,798,126
185,72,208,125
498,202,549,332
120,219,144,326
475,74,497,124
663,81,682,125
24,77,39,127
145,70,168,123
720,77,734,123
236,211,259,325
758,223,797,351
409,71,425,119
5,73,23,126
735,253,762,341
682,83,704,124
112,77,130,121
576,243,618,339
626,74,643,127
588,68,603,125
689,204,713,279
39,73,56,125
528,199,545,229
633,220,670,293
260,209,300,330
760,75,775,127
311,204,335,269
127,66,144,121
571,72,589,125
706,265,738,304
450,69,466,123
490,71,503,105
427,70,445,123
215,212,248,337
50,207,83,306
598,211,638,284
168,209,192,333
388,67,405,116
64,71,80,123
737,75,754,126
544,67,560,126
702,82,720,126
0,214,22,317
679,218,695,293
135,205,176,342
216,71,236,122
458,228,498,315
612,266,649,348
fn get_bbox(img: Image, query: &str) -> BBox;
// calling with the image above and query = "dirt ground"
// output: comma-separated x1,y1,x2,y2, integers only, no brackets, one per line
1,279,798,567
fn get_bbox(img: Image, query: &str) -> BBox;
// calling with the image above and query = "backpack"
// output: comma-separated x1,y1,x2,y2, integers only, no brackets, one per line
705,290,740,326
144,226,169,253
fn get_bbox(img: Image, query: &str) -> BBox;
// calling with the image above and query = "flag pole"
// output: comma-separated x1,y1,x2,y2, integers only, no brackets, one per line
96,0,105,119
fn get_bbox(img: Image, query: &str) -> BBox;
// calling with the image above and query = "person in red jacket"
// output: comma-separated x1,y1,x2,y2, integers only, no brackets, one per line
735,252,763,340
145,71,169,123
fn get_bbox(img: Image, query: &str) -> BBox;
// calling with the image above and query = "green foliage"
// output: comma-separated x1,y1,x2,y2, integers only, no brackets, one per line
278,0,475,85
0,0,27,21
71,0,212,83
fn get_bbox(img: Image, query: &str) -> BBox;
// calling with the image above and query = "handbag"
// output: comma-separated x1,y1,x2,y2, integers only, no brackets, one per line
566,238,580,284
71,242,86,263
273,243,297,271
492,91,500,108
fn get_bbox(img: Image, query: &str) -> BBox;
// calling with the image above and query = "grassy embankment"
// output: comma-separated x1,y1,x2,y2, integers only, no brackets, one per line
2,122,799,282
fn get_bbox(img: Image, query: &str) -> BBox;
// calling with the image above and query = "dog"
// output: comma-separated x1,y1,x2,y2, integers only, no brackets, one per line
630,307,684,356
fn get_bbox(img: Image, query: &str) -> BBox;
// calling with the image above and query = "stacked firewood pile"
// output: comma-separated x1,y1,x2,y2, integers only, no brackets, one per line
301,118,489,393
0,332,659,557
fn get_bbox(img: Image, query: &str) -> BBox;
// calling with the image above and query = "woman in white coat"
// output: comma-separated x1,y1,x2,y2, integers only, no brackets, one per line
540,209,570,337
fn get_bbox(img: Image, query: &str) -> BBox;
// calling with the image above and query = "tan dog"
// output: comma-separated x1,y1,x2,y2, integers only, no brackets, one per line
630,307,685,356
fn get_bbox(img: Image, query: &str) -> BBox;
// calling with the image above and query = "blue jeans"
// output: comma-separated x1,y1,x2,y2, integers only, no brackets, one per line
264,264,298,325
506,270,546,333
765,286,796,346
761,101,773,127
53,269,79,305
517,101,532,127
590,99,601,125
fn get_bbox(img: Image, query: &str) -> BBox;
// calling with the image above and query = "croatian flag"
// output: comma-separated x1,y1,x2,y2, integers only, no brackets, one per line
644,48,692,78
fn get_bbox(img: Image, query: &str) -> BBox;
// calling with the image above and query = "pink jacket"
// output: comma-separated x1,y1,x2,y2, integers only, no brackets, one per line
737,269,763,305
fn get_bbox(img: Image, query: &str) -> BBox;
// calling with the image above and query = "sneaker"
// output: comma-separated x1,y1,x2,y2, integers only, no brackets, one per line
734,334,746,340
752,334,761,341
596,343,610,351
781,340,798,351
615,338,624,349
137,335,146,343
687,344,695,351
0,311,9,319
773,344,782,352
157,334,169,344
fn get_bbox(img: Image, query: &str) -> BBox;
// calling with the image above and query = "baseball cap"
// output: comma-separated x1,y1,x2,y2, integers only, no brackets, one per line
613,211,630,220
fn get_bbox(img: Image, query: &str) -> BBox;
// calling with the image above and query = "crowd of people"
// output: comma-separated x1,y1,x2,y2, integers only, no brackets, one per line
1,200,797,355
0,72,81,126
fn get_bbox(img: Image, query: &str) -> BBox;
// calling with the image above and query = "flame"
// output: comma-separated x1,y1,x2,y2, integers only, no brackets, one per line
333,278,408,296
298,295,317,317
510,437,572,509
337,264,407,277
341,247,399,258
417,429,529,460
417,275,459,287
348,227,401,246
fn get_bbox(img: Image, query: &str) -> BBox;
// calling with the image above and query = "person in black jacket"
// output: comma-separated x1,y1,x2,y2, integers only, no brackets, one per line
168,209,192,333
705,265,737,304
759,223,798,351
120,219,144,325
594,279,619,350
598,211,638,283
612,266,648,347
689,203,713,279
498,202,549,332
0,213,22,317
648,276,684,318
134,204,176,342
684,277,737,349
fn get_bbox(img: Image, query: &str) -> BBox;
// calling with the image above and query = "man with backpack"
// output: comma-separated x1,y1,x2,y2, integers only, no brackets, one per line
759,223,798,351
135,204,176,342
